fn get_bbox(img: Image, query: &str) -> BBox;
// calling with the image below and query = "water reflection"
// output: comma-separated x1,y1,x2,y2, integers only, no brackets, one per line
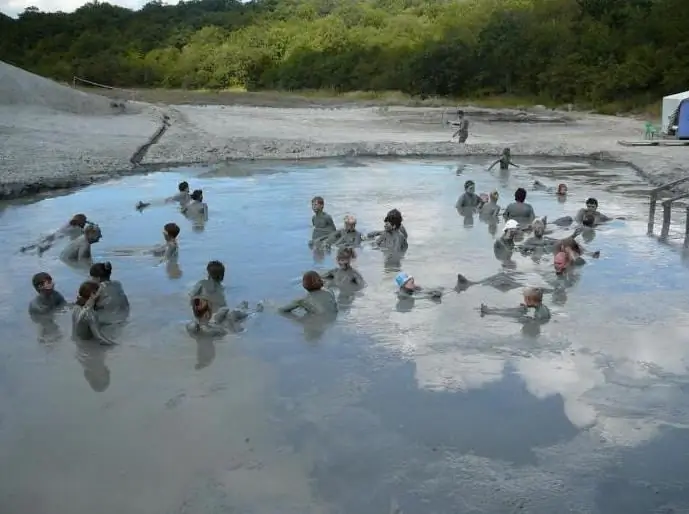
1,158,689,513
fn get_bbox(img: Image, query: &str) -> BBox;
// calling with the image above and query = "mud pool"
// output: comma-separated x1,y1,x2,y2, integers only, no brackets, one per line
2,157,689,514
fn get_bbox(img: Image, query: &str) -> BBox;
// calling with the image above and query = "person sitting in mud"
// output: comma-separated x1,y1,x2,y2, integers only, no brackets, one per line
187,297,260,338
455,270,525,293
21,213,91,254
455,180,482,209
60,224,102,263
181,189,209,221
324,214,363,247
189,260,227,310
151,222,180,260
72,281,117,345
366,208,408,241
503,188,536,224
488,147,519,171
451,110,470,143
29,272,67,316
494,219,519,262
89,262,129,323
373,210,408,253
320,247,365,289
310,196,337,244
479,190,501,218
480,286,551,322
395,272,443,301
519,218,558,251
136,181,192,211
279,271,338,317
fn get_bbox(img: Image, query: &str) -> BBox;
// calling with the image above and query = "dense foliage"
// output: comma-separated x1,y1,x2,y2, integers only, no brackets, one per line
1,0,688,106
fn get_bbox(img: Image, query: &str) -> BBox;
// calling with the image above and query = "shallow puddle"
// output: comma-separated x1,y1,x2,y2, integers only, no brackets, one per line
2,157,689,513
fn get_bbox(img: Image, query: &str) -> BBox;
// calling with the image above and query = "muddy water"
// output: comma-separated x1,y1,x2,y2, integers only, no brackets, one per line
2,158,689,514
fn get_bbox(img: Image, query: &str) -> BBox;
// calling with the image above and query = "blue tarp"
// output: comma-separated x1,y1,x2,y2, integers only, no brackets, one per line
677,99,689,139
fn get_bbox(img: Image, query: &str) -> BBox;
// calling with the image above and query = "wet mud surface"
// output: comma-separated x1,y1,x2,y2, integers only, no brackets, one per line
1,158,689,513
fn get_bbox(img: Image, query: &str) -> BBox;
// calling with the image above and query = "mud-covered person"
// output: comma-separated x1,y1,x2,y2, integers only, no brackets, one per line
374,210,408,253
89,262,129,323
152,222,180,260
182,189,208,221
480,286,551,322
21,213,90,254
137,181,192,211
494,219,520,262
189,260,227,310
488,147,520,171
456,180,482,209
60,224,102,263
72,281,117,345
29,272,67,316
503,187,536,224
279,271,338,317
187,297,256,338
451,110,470,143
320,247,365,289
480,190,501,218
367,208,409,241
310,196,337,244
325,214,363,247
395,272,443,301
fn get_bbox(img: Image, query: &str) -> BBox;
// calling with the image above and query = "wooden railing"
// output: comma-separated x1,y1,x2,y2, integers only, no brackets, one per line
647,177,689,246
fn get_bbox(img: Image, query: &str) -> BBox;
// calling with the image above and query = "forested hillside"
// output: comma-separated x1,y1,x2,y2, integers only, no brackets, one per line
1,0,687,107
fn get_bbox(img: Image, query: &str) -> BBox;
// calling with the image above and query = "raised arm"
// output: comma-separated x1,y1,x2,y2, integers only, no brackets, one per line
278,297,306,314
487,159,500,171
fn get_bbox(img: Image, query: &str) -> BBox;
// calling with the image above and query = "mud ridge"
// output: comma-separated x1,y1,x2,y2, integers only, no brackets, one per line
130,113,171,166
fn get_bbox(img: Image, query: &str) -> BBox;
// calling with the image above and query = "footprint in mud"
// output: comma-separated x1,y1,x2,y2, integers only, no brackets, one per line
165,392,187,409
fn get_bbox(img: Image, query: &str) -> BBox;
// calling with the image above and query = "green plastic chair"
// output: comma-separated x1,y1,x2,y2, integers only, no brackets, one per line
644,121,659,139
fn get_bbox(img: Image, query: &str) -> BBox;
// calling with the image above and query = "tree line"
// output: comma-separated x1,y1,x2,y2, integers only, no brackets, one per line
1,0,687,108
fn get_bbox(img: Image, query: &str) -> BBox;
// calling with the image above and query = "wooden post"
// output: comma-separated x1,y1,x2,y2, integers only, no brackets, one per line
647,191,657,235
660,201,672,240
685,206,689,248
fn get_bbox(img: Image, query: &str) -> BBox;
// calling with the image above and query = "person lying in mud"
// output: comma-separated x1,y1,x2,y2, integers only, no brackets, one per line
324,214,363,247
60,224,102,263
21,213,91,254
320,247,365,289
181,189,209,221
187,297,261,337
110,222,180,260
279,271,338,317
494,219,520,261
479,190,501,218
72,281,117,345
89,262,129,323
189,260,227,310
395,272,443,301
373,210,409,253
455,180,483,209
454,270,525,293
503,187,536,224
480,287,551,322
488,147,520,171
366,208,408,241
28,272,68,316
451,110,470,143
136,181,192,211
310,196,337,244
533,181,568,198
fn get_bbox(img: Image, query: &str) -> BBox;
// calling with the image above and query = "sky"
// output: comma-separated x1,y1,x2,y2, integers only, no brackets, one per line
2,0,164,17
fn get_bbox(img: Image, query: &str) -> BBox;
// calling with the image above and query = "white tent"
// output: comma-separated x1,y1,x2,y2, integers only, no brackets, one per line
662,91,689,133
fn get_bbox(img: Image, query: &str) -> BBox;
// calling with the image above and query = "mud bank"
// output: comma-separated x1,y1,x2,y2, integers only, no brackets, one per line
1,62,687,200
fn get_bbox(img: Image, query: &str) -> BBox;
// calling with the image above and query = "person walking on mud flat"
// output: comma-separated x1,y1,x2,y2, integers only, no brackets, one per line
488,148,520,171
451,110,470,143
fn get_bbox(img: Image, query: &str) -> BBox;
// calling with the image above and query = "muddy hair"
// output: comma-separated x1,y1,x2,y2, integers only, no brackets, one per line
524,287,544,302
302,271,324,292
514,188,527,202
311,196,325,205
586,197,598,207
31,272,52,291
69,214,87,227
76,281,100,307
178,181,189,192
89,262,112,281
206,260,225,281
385,210,403,229
337,247,355,261
191,297,210,319
581,212,596,227
558,237,583,255
164,222,181,239
191,189,203,201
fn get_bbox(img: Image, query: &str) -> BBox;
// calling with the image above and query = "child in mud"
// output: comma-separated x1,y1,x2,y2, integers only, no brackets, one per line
29,272,67,316
320,247,365,288
494,219,519,261
187,297,260,337
488,148,519,171
136,181,191,211
279,271,338,316
367,208,408,241
72,281,117,345
451,110,470,143
189,260,227,310
182,189,208,221
575,197,612,225
60,224,102,262
533,181,568,198
455,180,482,209
395,272,443,300
373,210,408,253
555,235,600,265
480,287,551,322
310,196,337,243
503,188,536,223
519,218,557,252
89,262,129,323
324,214,363,247
21,213,91,254
480,190,501,218
152,222,180,260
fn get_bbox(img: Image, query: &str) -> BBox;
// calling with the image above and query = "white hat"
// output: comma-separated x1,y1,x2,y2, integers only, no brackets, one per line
504,219,519,231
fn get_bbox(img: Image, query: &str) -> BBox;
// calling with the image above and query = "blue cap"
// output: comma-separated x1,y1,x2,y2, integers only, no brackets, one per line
395,272,413,288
